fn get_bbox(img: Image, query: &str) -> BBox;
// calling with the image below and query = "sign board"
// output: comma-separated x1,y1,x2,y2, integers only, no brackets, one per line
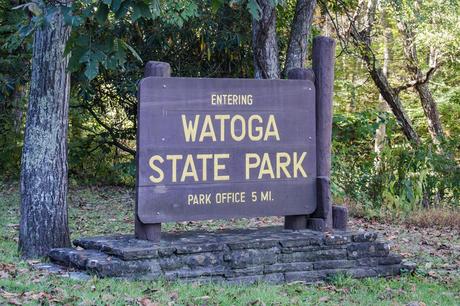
137,77,316,223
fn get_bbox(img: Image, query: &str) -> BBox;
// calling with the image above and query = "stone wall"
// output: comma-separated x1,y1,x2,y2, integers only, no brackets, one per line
49,227,413,284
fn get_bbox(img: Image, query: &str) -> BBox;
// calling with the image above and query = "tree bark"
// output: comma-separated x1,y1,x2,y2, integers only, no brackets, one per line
252,0,280,79
283,0,317,76
19,4,71,258
415,82,444,143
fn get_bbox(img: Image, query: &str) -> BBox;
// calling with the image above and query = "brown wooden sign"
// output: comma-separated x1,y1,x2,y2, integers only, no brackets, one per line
137,77,317,224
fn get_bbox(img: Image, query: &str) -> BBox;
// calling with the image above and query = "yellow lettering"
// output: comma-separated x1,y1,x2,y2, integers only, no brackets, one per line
248,114,263,141
182,115,200,142
293,152,307,178
148,155,164,183
166,154,183,182
264,114,280,141
196,154,213,181
230,114,246,141
214,153,230,181
199,115,217,142
258,153,275,179
245,153,260,179
181,154,199,182
276,152,292,178
215,114,230,141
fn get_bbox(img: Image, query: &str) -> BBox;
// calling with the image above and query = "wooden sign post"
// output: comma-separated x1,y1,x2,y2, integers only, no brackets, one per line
135,61,171,241
310,36,336,230
135,36,340,242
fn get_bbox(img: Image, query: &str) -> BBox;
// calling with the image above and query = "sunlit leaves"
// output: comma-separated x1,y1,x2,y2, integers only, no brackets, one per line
162,1,198,27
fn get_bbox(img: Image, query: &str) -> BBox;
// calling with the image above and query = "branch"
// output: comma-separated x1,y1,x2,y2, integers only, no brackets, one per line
395,65,440,94
83,105,136,156
110,140,136,156
318,0,350,54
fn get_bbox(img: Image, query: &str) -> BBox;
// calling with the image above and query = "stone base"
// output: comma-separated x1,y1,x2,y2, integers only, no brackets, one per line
49,227,414,284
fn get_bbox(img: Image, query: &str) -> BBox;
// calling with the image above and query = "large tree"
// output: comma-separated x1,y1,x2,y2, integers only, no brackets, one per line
18,0,199,257
283,0,317,76
252,0,317,79
19,2,72,258
252,0,280,79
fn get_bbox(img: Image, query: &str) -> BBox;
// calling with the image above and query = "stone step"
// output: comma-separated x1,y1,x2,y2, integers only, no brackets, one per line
72,227,379,260
48,227,413,283
49,248,162,278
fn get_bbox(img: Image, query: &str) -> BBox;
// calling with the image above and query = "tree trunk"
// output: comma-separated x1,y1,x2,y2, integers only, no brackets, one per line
415,82,444,143
347,0,420,144
365,64,420,145
346,59,358,112
398,21,444,144
19,4,71,258
283,0,317,76
374,9,391,165
252,0,280,79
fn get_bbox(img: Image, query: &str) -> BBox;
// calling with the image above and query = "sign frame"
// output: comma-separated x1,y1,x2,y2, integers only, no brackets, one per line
135,36,336,241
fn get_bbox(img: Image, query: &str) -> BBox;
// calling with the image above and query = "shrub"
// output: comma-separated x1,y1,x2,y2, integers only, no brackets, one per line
332,111,460,216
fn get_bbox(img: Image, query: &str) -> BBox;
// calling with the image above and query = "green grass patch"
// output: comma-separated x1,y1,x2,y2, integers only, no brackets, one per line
1,183,459,305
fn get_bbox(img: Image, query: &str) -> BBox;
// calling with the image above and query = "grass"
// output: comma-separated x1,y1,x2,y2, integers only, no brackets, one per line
348,201,460,231
1,182,459,305
405,208,460,230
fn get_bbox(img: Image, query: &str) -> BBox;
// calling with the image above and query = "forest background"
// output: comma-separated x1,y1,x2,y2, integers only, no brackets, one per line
1,0,459,218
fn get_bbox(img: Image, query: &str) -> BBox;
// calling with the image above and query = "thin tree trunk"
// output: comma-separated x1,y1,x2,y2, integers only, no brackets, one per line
19,4,71,258
415,82,444,143
346,59,358,112
347,0,420,144
319,9,332,36
374,9,391,165
398,21,444,144
364,62,420,144
283,0,317,76
252,0,280,79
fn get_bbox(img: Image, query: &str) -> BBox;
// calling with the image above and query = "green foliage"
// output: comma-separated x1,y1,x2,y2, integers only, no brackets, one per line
332,111,460,215
244,0,285,20
63,1,254,184
0,0,31,178
1,0,459,215
63,0,155,80
12,0,199,81
68,134,136,186
0,115,23,178
376,141,460,211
